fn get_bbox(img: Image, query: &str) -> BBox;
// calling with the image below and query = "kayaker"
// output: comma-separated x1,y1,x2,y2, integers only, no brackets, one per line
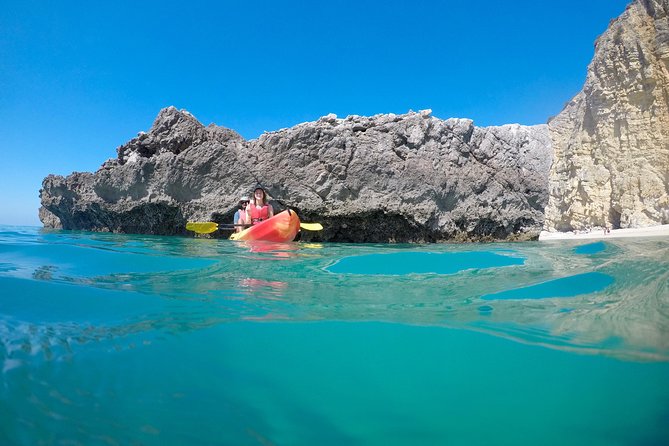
247,185,274,225
233,197,249,232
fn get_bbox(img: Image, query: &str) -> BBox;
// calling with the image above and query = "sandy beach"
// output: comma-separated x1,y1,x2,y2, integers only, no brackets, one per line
539,224,669,241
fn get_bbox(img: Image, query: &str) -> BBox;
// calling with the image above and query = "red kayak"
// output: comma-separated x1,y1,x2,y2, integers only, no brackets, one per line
229,209,301,242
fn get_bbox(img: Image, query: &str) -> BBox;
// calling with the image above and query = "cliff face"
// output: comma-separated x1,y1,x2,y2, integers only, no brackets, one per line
545,0,669,230
40,107,552,242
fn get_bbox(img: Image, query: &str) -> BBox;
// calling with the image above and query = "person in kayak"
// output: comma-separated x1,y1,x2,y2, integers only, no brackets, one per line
247,185,274,225
233,197,249,232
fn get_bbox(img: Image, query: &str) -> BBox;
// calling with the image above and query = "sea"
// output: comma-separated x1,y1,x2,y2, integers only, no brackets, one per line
1,225,668,445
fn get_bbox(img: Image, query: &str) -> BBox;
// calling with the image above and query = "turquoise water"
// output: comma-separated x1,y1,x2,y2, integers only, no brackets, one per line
480,272,615,300
1,227,668,445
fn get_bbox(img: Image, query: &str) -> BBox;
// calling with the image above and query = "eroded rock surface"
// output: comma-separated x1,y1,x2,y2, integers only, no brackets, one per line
40,107,552,242
41,109,249,235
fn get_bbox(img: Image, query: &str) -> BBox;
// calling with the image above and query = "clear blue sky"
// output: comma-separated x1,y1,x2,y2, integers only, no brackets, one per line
1,0,630,226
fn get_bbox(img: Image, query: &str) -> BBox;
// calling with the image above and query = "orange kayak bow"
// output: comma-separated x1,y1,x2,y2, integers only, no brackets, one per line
229,209,301,242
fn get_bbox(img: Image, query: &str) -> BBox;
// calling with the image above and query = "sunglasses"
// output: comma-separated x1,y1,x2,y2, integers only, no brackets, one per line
241,201,249,205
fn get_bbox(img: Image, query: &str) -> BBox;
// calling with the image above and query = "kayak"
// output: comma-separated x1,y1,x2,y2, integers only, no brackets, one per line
230,209,300,242
229,209,301,242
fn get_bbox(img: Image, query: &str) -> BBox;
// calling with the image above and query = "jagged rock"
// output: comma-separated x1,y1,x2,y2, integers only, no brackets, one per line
544,0,669,231
240,113,551,242
40,107,250,235
38,207,62,229
39,107,552,242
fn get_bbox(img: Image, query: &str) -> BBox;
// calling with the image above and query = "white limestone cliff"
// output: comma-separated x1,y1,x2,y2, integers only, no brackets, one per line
545,0,669,231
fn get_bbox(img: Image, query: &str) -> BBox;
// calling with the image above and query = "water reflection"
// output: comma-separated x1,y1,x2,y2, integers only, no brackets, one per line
239,278,288,300
33,265,57,281
326,250,524,275
481,272,615,300
240,241,301,259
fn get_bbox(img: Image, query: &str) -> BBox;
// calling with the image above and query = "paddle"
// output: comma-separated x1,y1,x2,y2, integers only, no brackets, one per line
186,222,250,234
186,221,323,234
297,222,323,231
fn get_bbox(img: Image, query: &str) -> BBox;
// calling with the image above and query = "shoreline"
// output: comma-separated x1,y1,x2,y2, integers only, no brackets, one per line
539,224,669,241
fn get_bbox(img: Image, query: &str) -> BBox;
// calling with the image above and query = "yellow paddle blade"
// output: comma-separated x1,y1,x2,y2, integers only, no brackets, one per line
302,243,324,249
300,222,323,231
229,231,244,240
186,222,219,234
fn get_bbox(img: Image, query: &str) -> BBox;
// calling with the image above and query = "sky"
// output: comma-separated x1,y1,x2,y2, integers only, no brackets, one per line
0,0,631,226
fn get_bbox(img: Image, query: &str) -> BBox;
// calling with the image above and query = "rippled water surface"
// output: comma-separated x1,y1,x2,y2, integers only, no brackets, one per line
1,226,668,445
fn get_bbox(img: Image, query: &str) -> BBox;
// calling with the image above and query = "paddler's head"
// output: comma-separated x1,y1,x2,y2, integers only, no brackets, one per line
238,197,249,209
253,185,267,205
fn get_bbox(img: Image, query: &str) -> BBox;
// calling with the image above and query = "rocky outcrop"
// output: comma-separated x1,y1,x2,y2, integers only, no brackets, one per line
40,109,249,235
42,0,669,241
544,0,669,231
40,107,552,242
243,113,551,242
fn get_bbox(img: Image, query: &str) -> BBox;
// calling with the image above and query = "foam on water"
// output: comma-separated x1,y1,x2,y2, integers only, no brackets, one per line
1,226,668,445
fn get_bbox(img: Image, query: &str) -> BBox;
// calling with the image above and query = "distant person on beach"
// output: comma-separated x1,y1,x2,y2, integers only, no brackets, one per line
247,185,274,225
233,197,249,232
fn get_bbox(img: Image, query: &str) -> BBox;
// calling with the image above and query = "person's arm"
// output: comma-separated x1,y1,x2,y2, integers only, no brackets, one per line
268,204,274,218
246,205,252,224
233,210,240,232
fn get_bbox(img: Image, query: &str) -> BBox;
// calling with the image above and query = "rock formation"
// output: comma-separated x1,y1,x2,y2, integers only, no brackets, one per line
40,0,669,241
544,0,669,231
40,107,552,242
243,112,551,242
